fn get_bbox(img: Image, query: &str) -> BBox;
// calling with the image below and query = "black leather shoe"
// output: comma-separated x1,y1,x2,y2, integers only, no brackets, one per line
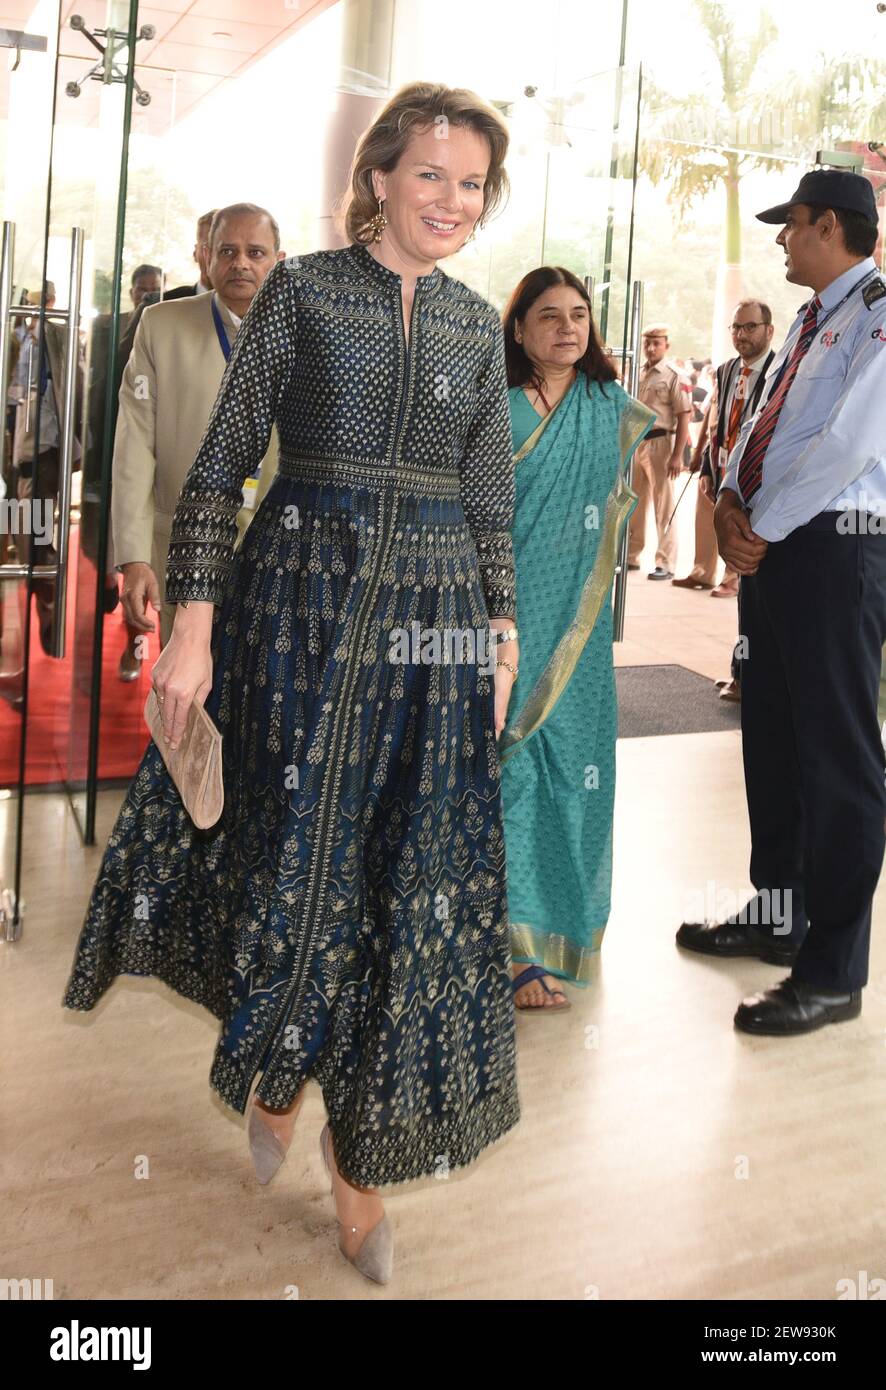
676,916,800,966
734,977,862,1035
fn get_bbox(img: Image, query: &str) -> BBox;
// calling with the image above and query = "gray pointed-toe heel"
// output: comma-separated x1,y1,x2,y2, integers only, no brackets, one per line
320,1122,394,1285
248,1102,289,1185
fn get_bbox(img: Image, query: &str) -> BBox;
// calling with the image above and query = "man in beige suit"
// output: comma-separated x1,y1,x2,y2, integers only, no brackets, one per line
113,203,284,652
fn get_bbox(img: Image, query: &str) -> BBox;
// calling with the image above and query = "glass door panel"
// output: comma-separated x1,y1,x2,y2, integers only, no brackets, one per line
451,62,643,635
0,0,137,940
79,52,180,817
50,0,143,840
1,0,59,938
541,63,643,383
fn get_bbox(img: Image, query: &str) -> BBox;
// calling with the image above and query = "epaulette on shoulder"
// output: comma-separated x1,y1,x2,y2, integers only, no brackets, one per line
863,278,886,310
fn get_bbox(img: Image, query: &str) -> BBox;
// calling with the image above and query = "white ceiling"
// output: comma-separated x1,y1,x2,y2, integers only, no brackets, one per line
2,0,337,129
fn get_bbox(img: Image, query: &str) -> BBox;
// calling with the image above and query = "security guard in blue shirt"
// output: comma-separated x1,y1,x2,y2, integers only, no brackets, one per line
677,169,886,1035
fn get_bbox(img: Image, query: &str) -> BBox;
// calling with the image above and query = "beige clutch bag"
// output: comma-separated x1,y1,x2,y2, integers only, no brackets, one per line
144,689,224,830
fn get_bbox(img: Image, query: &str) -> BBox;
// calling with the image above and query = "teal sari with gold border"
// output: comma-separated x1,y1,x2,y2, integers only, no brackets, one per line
500,375,654,984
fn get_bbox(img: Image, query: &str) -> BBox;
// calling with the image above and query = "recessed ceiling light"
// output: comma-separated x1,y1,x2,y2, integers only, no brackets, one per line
212,31,232,38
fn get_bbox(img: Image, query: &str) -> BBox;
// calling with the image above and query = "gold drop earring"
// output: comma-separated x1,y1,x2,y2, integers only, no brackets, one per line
367,196,387,243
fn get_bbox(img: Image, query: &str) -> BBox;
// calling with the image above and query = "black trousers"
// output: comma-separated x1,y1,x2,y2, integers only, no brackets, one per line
740,511,886,990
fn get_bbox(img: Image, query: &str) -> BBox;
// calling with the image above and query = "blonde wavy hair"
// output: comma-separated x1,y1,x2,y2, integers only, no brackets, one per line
337,81,510,245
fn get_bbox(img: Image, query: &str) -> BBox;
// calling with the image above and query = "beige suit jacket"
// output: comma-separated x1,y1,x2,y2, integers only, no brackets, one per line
111,291,279,643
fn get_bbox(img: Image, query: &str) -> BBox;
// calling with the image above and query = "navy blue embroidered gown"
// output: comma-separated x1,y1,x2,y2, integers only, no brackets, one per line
63,244,521,1187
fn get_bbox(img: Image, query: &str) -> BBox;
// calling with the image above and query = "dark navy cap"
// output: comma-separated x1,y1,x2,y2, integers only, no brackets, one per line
756,168,879,226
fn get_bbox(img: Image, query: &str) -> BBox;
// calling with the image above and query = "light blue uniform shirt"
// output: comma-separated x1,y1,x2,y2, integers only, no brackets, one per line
721,256,886,541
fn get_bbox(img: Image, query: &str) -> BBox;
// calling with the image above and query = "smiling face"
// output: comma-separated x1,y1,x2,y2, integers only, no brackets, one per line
515,285,591,375
207,213,282,314
371,123,490,269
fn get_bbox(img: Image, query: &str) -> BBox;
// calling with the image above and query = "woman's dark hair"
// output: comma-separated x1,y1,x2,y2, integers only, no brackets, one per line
502,266,617,396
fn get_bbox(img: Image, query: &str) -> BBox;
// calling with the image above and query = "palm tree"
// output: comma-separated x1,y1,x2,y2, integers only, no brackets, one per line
640,1,884,359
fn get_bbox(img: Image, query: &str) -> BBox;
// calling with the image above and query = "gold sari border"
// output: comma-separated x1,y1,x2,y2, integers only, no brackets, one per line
513,398,558,463
618,396,658,471
499,394,655,763
510,919,605,984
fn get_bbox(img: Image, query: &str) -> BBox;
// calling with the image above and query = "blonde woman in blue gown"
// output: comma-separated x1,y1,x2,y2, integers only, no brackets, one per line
63,84,522,1286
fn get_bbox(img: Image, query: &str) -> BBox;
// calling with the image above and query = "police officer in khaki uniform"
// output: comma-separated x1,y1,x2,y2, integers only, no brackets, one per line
627,324,692,578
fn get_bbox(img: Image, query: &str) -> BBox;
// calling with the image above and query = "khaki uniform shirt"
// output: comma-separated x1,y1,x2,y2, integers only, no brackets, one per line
638,360,691,431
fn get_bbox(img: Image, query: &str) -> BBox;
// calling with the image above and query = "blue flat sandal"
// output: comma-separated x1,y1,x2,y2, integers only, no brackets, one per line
512,964,571,1013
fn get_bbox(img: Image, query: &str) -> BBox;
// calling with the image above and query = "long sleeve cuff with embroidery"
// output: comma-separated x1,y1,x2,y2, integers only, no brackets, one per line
164,261,297,605
459,325,517,621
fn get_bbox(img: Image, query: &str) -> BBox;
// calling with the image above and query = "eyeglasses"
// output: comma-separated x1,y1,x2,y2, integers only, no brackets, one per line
730,322,767,334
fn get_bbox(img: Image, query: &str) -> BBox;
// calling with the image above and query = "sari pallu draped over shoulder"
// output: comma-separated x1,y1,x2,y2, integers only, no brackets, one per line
499,375,654,984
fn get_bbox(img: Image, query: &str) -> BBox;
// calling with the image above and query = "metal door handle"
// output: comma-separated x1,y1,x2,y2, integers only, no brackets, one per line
1,226,84,660
48,227,85,658
613,278,644,642
626,279,644,399
0,221,14,468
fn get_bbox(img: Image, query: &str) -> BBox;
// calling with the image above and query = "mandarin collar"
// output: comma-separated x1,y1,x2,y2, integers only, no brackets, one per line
351,242,444,295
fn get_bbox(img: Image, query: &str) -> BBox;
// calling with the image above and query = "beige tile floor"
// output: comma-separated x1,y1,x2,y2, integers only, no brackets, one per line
617,473,738,681
2,489,885,1301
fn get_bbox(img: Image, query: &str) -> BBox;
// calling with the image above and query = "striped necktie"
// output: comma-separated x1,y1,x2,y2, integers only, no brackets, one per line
736,296,821,504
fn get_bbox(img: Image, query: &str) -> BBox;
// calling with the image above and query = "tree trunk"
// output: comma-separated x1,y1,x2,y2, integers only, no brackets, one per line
711,157,743,364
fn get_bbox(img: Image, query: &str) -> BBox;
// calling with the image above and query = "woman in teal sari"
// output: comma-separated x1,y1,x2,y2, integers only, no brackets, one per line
499,267,654,1010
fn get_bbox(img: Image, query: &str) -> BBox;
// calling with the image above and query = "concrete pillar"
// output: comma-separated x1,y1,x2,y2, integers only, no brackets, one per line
316,0,396,249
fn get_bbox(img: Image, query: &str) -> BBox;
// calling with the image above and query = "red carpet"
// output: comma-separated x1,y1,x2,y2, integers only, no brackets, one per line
0,524,161,789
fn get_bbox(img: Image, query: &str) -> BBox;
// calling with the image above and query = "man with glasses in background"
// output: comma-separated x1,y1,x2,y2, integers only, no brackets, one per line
674,301,775,610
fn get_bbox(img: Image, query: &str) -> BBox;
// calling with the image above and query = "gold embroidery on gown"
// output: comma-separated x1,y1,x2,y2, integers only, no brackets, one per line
63,245,521,1187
